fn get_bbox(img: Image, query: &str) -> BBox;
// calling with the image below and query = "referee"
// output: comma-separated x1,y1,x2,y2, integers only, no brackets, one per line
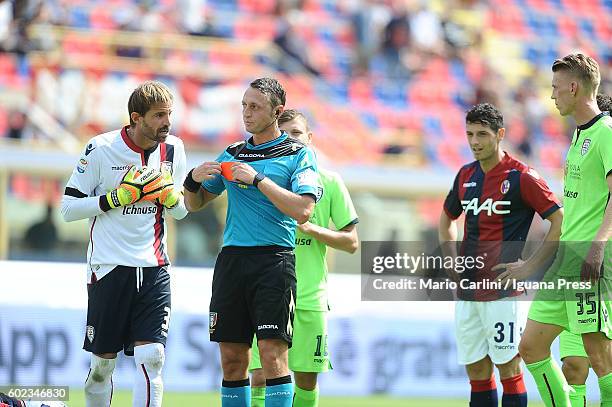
184,78,320,407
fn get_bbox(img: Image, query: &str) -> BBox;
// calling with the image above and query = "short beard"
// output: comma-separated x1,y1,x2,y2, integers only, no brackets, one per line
141,121,159,142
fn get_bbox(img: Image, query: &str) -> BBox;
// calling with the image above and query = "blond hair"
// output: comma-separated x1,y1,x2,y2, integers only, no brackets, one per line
128,81,173,125
278,109,310,131
552,54,600,96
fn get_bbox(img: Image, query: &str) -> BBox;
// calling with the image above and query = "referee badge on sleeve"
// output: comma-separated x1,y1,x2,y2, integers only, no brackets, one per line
209,312,218,334
86,325,95,343
297,168,317,187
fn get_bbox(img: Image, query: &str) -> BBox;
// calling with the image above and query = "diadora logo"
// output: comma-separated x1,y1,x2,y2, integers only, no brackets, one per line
258,324,278,330
238,153,265,158
461,198,511,216
112,165,131,171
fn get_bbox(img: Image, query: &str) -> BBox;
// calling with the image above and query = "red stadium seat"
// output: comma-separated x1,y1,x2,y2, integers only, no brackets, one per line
557,15,579,38
89,6,117,30
238,0,276,14
0,107,8,138
525,0,553,12
348,78,374,106
541,114,565,140
234,16,277,40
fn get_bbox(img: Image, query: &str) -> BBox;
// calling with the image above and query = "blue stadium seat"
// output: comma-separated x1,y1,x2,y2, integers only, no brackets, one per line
70,7,90,28
422,116,443,139
359,111,379,129
578,18,596,39
208,0,238,12
449,60,468,83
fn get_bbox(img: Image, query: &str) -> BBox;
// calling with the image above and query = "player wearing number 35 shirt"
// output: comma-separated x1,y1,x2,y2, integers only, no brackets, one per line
439,103,562,407
60,81,187,407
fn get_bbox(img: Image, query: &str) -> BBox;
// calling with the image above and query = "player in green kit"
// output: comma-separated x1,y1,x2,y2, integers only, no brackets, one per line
248,109,359,407
515,54,612,407
557,92,612,407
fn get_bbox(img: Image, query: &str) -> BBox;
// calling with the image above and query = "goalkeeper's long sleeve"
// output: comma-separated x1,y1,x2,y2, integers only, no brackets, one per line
61,194,106,222
166,194,188,220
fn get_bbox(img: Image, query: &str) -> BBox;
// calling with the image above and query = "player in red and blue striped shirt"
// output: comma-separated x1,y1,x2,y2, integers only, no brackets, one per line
439,103,564,407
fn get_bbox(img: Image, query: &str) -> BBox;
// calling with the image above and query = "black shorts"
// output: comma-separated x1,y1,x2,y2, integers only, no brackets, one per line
209,246,296,346
84,265,171,356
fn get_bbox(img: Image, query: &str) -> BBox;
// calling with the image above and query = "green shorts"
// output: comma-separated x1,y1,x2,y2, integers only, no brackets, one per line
559,330,588,359
249,309,331,373
528,277,612,339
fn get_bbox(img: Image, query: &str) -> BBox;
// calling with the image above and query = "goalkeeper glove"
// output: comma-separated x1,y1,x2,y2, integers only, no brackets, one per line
154,167,181,209
103,165,163,209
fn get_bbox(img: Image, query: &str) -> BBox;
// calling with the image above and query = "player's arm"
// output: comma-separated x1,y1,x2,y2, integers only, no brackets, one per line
496,208,564,284
439,171,463,280
231,148,318,223
438,210,459,254
183,161,222,212
496,169,563,283
438,210,459,242
61,190,106,222
61,141,105,222
299,222,358,253
64,165,163,221
162,139,188,220
438,211,460,282
581,175,612,281
249,173,315,224
593,175,612,242
300,172,359,252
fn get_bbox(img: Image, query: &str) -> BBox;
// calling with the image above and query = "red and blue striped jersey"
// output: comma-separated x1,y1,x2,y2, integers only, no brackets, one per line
443,152,561,300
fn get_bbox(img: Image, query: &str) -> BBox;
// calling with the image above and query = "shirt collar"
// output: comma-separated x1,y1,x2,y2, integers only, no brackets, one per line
247,132,287,150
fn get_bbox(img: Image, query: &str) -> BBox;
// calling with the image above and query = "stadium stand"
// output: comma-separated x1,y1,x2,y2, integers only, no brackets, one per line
0,0,610,170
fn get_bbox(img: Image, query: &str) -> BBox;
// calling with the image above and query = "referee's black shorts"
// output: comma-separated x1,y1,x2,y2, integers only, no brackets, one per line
209,245,297,346
84,265,171,356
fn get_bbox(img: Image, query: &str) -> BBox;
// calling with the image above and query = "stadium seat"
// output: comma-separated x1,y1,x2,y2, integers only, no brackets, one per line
238,0,276,14
234,16,277,40
7,0,604,170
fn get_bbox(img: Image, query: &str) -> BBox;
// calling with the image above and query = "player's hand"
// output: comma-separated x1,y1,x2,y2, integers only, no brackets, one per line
494,259,531,288
137,166,166,202
104,165,162,209
192,162,222,183
153,167,181,209
231,162,258,185
581,242,605,282
298,221,313,233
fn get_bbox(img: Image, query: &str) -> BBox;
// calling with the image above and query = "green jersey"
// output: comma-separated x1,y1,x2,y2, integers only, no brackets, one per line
294,168,358,311
558,113,612,276
561,113,612,241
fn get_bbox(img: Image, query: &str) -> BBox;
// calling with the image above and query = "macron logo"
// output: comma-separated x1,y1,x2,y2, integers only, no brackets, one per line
258,324,278,330
463,182,477,187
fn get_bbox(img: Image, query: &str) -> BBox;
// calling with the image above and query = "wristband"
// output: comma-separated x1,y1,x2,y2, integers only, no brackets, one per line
183,169,201,193
253,172,266,188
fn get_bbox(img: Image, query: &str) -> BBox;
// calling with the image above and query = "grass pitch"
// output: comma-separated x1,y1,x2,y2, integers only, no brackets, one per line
64,390,582,406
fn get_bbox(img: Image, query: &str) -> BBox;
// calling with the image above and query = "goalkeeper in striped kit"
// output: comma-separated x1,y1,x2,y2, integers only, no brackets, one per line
248,109,359,407
60,81,188,407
